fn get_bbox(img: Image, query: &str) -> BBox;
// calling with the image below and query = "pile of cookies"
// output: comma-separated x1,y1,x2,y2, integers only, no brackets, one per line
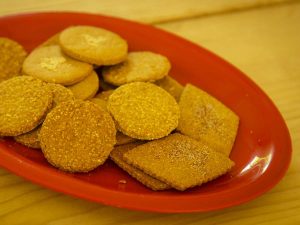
0,26,239,191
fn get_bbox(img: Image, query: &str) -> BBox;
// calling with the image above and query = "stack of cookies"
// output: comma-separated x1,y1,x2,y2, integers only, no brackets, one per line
0,26,239,191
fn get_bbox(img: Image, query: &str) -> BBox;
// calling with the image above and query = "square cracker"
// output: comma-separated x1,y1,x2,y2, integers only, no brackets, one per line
123,133,234,191
110,143,170,191
177,84,239,156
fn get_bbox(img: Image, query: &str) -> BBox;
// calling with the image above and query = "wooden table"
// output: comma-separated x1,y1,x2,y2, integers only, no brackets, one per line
0,1,299,224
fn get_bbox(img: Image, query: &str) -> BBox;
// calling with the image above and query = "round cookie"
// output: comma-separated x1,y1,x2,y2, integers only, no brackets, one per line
67,70,99,100
107,82,179,140
14,126,41,149
22,45,93,85
102,51,170,86
14,83,74,148
47,83,75,107
0,76,53,136
59,25,128,66
39,100,116,172
39,32,60,47
95,90,114,101
0,37,27,82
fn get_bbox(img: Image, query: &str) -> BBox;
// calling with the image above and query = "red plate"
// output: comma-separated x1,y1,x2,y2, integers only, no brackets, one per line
0,12,292,213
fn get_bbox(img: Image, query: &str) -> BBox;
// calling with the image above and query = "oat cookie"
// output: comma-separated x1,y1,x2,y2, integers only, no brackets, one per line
39,33,60,47
177,84,239,156
110,143,170,191
0,37,27,82
107,82,179,140
103,51,170,86
59,26,128,66
22,45,93,85
123,133,234,191
68,70,99,100
155,76,183,101
14,126,41,149
39,100,116,172
0,76,53,136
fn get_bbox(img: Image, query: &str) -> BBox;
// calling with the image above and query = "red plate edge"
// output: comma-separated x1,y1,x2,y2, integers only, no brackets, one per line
0,12,292,213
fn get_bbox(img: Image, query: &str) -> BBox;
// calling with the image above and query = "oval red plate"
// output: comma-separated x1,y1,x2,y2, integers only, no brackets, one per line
0,12,292,213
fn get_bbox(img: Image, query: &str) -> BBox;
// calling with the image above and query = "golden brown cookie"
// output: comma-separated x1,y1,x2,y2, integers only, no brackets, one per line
95,90,114,101
99,76,116,91
47,83,75,106
59,25,128,66
177,84,239,156
0,37,27,82
39,33,60,47
110,143,170,191
155,76,183,101
14,126,41,149
22,45,93,85
123,133,234,191
39,100,116,172
67,70,99,100
103,51,170,86
0,76,53,136
116,132,136,146
90,98,108,110
107,82,179,140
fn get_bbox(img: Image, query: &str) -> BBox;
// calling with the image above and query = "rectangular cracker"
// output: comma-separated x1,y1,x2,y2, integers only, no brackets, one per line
123,133,234,191
110,143,170,191
177,84,239,156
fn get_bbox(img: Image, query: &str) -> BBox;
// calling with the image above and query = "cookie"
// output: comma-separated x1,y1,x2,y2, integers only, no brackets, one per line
90,98,108,110
39,100,116,172
14,126,41,149
22,45,93,85
95,90,114,101
47,83,74,106
177,84,239,156
110,143,170,191
0,76,53,136
123,133,234,191
116,132,136,146
14,83,74,148
39,32,60,47
155,76,183,101
59,25,128,66
107,82,179,140
103,51,170,86
99,76,116,91
67,70,99,100
0,37,27,82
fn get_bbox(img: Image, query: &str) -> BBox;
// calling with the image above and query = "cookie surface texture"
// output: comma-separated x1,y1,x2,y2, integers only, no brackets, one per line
110,143,170,191
107,82,179,140
39,100,116,172
67,70,99,100
123,133,234,191
0,76,53,136
22,45,93,85
177,84,239,156
103,51,170,86
0,37,27,82
59,26,128,66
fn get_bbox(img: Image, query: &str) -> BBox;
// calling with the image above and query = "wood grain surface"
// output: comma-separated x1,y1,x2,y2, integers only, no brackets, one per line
0,1,300,224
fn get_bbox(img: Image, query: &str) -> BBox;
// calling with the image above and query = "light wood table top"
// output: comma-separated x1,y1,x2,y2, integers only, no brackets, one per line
0,1,299,224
